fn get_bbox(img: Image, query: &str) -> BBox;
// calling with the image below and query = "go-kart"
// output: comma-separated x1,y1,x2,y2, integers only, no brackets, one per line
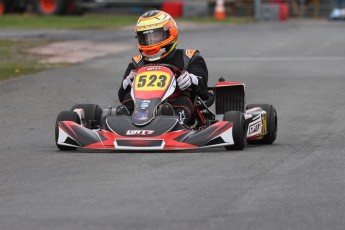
55,64,277,151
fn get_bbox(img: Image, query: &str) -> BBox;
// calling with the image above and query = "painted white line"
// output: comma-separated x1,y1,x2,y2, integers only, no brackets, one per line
301,37,340,56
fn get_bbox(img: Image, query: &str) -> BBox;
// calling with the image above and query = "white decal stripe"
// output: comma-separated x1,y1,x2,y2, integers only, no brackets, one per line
92,130,105,148
162,78,177,101
161,119,179,135
105,119,121,135
180,130,195,142
57,125,81,147
219,126,234,144
253,115,261,120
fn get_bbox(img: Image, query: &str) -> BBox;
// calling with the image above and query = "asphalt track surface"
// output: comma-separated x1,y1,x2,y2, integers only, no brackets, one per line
1,20,345,230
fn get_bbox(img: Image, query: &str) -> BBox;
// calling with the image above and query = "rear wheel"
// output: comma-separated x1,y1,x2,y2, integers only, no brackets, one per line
223,111,246,150
246,104,277,144
71,104,102,126
34,0,69,15
55,111,80,150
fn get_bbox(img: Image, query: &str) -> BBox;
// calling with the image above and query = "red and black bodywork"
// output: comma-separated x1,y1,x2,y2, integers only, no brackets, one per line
55,64,277,151
57,116,234,150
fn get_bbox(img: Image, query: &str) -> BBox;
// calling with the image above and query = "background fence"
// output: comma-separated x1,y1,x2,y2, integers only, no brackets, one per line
0,0,339,18
209,0,337,18
97,0,337,19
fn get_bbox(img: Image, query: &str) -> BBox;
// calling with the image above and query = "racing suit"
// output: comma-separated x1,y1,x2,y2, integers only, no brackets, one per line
118,49,209,125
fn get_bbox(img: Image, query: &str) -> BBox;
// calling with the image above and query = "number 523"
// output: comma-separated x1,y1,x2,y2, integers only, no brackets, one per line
136,74,169,90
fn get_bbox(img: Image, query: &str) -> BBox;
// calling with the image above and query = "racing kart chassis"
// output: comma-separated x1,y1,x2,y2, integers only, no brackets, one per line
55,65,277,151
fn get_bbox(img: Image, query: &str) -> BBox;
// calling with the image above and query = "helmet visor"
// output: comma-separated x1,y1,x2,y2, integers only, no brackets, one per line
137,28,169,46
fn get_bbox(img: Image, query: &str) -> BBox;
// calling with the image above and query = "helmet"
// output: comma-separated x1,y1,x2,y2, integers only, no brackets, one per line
136,10,178,62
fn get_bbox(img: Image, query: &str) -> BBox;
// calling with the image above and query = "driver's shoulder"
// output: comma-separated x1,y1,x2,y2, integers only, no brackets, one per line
175,49,199,59
177,49,202,70
131,54,145,67
185,49,198,59
132,54,143,64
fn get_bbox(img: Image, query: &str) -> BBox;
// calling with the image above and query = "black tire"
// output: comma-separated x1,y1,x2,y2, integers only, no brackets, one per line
34,0,69,15
223,111,246,150
70,104,102,124
55,110,80,151
246,104,277,144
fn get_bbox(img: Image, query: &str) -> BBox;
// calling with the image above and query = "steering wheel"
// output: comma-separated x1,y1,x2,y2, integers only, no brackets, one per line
141,63,182,77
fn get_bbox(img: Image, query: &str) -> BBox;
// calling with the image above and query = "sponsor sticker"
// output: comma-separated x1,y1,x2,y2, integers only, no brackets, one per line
143,30,154,34
247,114,262,136
248,122,260,135
126,130,154,136
133,110,149,121
141,100,150,109
146,67,162,71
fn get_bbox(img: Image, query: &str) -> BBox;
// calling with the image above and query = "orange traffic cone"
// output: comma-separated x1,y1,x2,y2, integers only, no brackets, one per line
214,0,226,20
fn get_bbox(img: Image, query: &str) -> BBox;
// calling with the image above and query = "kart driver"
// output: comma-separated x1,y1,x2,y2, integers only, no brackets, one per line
117,10,209,125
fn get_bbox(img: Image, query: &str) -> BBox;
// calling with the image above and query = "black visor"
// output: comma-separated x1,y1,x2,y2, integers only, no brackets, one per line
137,28,169,46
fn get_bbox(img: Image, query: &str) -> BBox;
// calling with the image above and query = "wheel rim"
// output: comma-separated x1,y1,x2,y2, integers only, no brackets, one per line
0,2,4,15
40,0,57,14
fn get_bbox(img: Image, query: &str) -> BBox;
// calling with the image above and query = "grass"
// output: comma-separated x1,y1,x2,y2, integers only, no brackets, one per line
0,14,139,29
0,40,62,81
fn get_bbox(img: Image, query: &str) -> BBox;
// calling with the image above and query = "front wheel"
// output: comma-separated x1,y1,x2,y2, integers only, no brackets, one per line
55,111,80,151
223,111,246,150
246,104,277,144
71,104,102,127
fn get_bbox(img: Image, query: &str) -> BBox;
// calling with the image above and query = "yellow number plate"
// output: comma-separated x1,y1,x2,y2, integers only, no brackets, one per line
134,71,171,91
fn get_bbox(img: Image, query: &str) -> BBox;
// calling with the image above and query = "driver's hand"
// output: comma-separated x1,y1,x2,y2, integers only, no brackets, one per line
177,71,199,91
122,70,137,89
